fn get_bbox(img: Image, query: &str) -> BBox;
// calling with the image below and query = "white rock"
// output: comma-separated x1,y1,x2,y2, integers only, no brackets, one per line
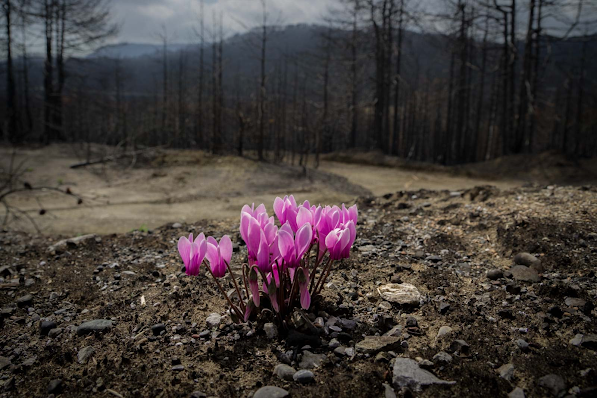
377,283,422,306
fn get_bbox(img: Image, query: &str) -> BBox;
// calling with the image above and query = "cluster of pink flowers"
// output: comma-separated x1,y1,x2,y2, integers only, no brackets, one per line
177,195,357,322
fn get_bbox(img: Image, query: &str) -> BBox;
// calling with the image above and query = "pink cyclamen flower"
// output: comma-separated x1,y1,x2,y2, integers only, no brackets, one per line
178,233,208,276
296,267,311,309
205,235,232,278
277,222,313,268
324,220,356,260
274,195,299,231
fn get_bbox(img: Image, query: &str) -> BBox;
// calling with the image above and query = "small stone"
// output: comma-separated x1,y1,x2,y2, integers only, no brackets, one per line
77,346,95,364
16,294,33,308
438,302,450,314
264,323,278,339
206,313,221,329
449,340,470,355
537,374,566,396
253,386,289,398
516,339,529,351
293,369,315,384
384,325,403,337
513,253,541,267
190,392,207,398
436,326,453,340
432,351,453,364
48,379,63,394
570,334,584,346
274,364,296,381
40,320,57,336
171,365,185,371
383,383,397,398
0,357,11,371
392,358,455,391
508,387,525,398
511,265,541,283
487,269,503,280
299,351,325,369
77,319,113,335
152,323,166,336
328,338,341,348
172,223,182,229
565,297,586,308
377,283,421,306
497,363,515,381
355,336,401,354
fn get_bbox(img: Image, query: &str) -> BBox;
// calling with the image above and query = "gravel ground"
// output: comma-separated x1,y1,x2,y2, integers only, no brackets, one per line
1,184,596,398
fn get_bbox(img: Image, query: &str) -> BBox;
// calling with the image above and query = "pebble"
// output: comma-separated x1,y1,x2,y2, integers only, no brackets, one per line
77,346,95,364
432,351,453,364
570,334,597,350
449,340,470,355
516,339,529,351
355,336,401,354
511,265,541,283
513,253,541,267
274,364,296,381
172,223,182,228
537,374,566,396
16,294,33,308
436,326,453,340
171,365,185,371
487,269,503,280
377,283,421,306
299,351,325,369
152,323,166,336
293,369,315,384
0,357,11,371
40,320,57,336
47,379,63,394
77,319,113,335
565,297,586,308
253,386,289,398
264,323,278,339
392,358,455,391
206,313,221,329
383,383,397,398
508,387,526,398
497,363,515,381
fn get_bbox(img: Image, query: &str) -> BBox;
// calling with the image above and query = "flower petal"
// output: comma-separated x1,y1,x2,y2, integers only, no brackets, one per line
178,236,191,268
219,235,232,264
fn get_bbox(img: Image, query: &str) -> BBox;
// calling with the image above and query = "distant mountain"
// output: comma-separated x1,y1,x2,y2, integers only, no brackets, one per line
88,42,194,59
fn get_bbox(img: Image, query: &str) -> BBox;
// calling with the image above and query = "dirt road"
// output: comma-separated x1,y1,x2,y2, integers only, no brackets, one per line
2,145,521,235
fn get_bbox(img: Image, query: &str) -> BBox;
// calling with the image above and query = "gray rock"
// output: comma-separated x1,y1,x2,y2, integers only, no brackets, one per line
328,338,341,348
172,223,182,229
264,323,278,339
497,363,515,381
516,339,529,351
355,336,401,354
383,383,397,398
511,266,541,283
299,351,325,369
565,297,586,308
152,323,166,336
571,334,597,350
40,320,57,336
392,357,456,391
206,313,221,329
16,294,33,308
537,374,566,396
432,351,453,364
377,283,421,306
77,319,113,335
384,325,403,337
570,334,584,346
190,392,207,398
48,328,63,338
172,365,185,371
436,326,453,340
508,387,526,398
514,253,541,267
47,379,63,394
253,386,289,398
293,369,315,384
0,356,11,371
487,269,503,280
449,340,470,355
48,234,96,253
333,346,346,356
274,364,296,381
77,346,95,364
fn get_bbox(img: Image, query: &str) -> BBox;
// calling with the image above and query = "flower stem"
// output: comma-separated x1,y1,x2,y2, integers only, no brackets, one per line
314,257,334,295
205,261,244,321
225,260,245,312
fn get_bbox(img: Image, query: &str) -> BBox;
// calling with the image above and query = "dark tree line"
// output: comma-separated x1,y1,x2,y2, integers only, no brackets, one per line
1,0,596,165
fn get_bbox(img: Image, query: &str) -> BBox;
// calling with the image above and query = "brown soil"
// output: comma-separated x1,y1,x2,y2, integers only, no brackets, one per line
1,184,596,397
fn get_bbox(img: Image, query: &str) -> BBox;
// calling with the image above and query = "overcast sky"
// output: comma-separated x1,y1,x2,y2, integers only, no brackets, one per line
111,0,340,44
110,0,595,45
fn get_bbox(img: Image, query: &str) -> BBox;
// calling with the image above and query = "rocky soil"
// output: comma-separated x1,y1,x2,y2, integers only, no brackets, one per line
1,184,596,397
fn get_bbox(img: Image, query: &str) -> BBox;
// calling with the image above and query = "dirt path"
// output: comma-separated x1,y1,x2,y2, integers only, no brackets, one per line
2,145,521,236
319,161,520,196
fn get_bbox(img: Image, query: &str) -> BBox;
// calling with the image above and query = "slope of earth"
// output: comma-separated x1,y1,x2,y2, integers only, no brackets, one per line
1,185,596,397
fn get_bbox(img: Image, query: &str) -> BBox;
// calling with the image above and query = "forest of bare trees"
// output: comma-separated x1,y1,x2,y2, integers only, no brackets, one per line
1,0,596,165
